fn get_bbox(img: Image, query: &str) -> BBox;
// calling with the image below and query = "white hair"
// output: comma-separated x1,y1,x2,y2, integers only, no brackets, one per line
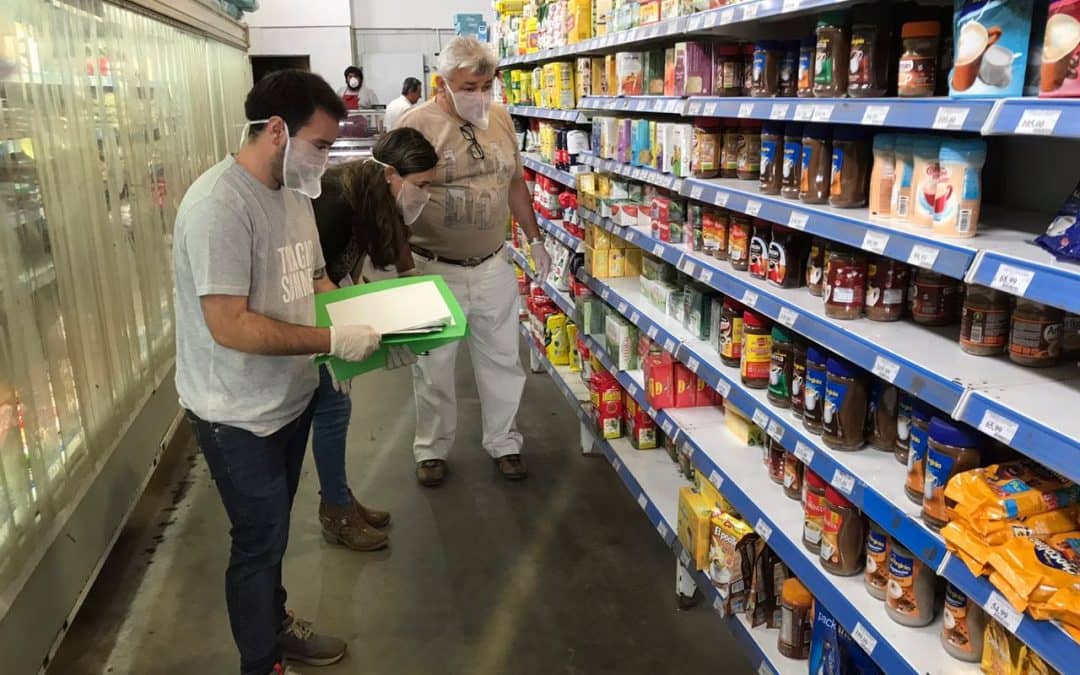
437,36,497,78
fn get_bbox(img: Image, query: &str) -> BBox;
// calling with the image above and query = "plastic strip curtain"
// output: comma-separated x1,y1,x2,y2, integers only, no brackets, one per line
0,0,248,605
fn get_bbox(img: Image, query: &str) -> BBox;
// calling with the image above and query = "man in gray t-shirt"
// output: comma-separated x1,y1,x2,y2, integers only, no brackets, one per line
173,71,380,675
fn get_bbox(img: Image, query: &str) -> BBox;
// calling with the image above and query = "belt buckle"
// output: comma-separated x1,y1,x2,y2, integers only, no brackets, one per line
462,255,484,266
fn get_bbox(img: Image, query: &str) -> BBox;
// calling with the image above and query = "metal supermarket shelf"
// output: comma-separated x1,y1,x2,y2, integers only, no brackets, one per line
536,213,584,253
507,105,589,123
508,245,577,318
522,154,578,189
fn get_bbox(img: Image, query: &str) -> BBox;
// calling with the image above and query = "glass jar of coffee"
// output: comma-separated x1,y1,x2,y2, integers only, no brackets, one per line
824,247,867,320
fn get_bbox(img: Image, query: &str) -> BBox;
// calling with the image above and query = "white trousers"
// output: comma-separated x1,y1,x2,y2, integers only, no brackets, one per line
411,249,525,462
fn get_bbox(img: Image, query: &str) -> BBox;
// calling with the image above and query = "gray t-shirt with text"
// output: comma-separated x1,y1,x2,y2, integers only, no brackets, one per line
173,156,325,436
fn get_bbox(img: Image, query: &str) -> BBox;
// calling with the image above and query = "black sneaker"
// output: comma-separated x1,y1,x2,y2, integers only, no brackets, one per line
278,611,346,666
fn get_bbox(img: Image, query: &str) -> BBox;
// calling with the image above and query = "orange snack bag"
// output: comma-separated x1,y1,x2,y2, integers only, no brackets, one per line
987,532,1080,610
1040,584,1080,634
981,619,1024,675
946,461,1080,526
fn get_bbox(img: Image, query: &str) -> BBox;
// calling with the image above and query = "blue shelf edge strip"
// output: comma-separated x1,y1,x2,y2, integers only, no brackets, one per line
522,155,578,189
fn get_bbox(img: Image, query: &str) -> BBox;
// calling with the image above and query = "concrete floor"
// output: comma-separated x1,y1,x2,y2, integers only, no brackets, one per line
48,348,752,675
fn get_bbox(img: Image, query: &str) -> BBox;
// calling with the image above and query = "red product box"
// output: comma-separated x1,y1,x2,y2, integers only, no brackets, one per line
645,350,675,409
591,371,624,439
654,219,670,242
651,196,674,224
638,335,655,362
694,375,715,407
625,394,659,449
674,362,696,408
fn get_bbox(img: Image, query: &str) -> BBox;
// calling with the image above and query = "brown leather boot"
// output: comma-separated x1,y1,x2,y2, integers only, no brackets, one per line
319,501,388,551
349,491,390,529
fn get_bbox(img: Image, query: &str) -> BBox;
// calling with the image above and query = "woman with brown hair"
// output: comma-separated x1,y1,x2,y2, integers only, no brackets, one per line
310,127,437,551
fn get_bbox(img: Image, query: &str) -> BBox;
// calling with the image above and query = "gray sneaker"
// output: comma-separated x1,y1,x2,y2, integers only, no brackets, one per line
278,611,346,667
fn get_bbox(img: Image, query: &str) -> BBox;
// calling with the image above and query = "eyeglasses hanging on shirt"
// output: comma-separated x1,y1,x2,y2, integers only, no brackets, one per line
459,124,485,160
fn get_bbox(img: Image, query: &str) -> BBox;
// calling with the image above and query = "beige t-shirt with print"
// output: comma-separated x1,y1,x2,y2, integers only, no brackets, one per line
398,100,523,259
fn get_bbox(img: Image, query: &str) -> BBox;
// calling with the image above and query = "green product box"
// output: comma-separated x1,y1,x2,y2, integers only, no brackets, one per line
605,313,639,371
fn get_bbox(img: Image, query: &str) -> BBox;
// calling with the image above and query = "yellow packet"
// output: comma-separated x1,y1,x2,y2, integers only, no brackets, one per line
981,619,1024,675
947,461,1080,525
1018,644,1060,675
1039,584,1080,634
987,532,1080,608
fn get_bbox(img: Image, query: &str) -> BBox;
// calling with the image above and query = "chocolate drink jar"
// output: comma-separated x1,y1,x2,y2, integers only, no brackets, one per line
822,357,868,451
802,345,828,434
821,486,865,576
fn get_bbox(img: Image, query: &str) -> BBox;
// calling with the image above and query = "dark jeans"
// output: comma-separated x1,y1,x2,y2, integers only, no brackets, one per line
311,363,353,507
187,394,317,675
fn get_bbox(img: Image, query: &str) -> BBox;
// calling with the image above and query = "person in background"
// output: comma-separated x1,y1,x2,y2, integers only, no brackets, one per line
309,128,438,551
397,36,550,487
384,77,423,130
173,70,384,674
340,65,378,110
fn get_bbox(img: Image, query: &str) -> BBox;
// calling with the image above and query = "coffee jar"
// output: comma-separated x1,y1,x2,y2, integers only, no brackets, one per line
781,123,805,199
904,400,933,505
813,11,851,97
960,285,1011,356
848,14,889,98
923,417,981,531
802,345,828,435
865,521,890,600
821,486,865,576
829,126,872,208
719,297,745,367
791,339,807,419
805,237,826,296
768,325,795,408
760,121,784,195
911,269,960,326
822,357,868,451
867,378,899,453
797,35,816,97
799,124,832,204
824,248,867,320
713,45,743,96
886,540,936,627
741,310,772,389
802,468,828,553
865,256,910,321
751,40,783,97
1009,299,1064,367
898,21,940,97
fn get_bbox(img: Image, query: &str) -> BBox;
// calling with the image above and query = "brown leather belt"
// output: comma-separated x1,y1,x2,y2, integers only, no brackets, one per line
410,244,502,267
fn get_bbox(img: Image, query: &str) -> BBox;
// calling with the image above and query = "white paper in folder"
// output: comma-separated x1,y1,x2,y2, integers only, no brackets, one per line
325,280,453,336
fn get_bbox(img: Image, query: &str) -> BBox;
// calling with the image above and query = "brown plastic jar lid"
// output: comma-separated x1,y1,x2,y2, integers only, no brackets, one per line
902,21,940,39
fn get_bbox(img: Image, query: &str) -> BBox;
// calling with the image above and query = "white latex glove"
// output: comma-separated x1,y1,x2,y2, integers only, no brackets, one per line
330,371,352,394
386,345,418,370
530,240,551,282
329,324,381,362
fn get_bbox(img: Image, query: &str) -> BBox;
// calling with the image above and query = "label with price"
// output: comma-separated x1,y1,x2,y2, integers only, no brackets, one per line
686,356,700,374
872,356,900,383
793,104,813,121
703,102,718,116
745,200,762,217
687,102,702,116
687,15,704,31
625,230,637,243
637,493,648,510
742,3,759,19
850,623,877,655
767,419,785,443
612,457,622,472
715,379,732,398
714,192,730,207
698,268,714,285
617,301,628,314
666,99,682,114
984,592,1023,632
812,104,835,122
704,11,721,28
794,441,814,464
663,337,676,353
907,244,939,269
708,470,723,489
989,263,1035,297
778,307,798,328
652,243,665,257
690,185,705,201
978,409,1018,444
741,289,759,307
933,106,970,130
657,522,669,540
861,230,890,254
628,383,639,399
737,103,754,118
754,519,773,542
668,177,681,191
719,8,735,24
782,0,801,11
661,419,674,436
752,408,769,429
861,105,890,125
601,288,610,301
647,325,659,339
1015,109,1061,136
679,548,692,569
630,310,641,323
757,662,774,675
770,103,790,120
787,211,809,230
831,469,855,495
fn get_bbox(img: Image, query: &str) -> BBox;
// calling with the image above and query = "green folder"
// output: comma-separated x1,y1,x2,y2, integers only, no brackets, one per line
315,275,468,379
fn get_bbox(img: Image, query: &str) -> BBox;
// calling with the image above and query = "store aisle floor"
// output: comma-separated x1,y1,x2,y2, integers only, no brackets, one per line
49,349,751,675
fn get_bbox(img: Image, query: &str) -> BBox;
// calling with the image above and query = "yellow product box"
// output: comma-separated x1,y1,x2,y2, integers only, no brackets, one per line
525,16,540,52
725,402,764,448
586,245,609,278
695,469,738,517
639,0,661,24
567,0,592,44
576,171,597,195
594,0,614,35
592,223,612,250
624,247,643,277
575,57,592,99
554,61,576,109
605,54,617,99
545,313,569,365
567,323,581,372
608,248,626,278
596,173,611,198
678,487,713,571
660,0,679,20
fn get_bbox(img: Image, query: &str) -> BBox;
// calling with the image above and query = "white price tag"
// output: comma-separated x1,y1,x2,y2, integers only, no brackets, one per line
661,419,674,436
715,379,732,398
754,519,773,542
737,103,755,118
652,243,665,257
713,596,724,613
612,457,622,472
687,15,704,31
812,104,835,122
782,0,801,12
690,185,705,201
708,470,723,489
978,409,1019,445
778,307,798,328
1015,109,1061,135
990,263,1035,297
770,103,790,120
667,99,681,114
628,383,639,399
720,8,735,25
794,441,814,465
850,623,878,655
861,230,890,255
714,192,730,207
933,106,970,131
752,408,769,429
703,102,718,116
601,288,611,301
741,289,759,307
625,230,637,243
767,419,785,443
831,469,856,495
872,356,900,383
704,11,721,28
907,244,939,269
631,310,641,323
680,258,697,275
861,105,890,125
745,200,762,217
686,356,700,374
794,104,814,121
743,3,759,19
758,662,773,675
618,301,628,314
647,325,659,340
984,592,1023,632
663,337,676,353
668,177,680,190
788,211,809,230
637,493,649,509
679,548,692,568
657,521,669,539
698,269,714,285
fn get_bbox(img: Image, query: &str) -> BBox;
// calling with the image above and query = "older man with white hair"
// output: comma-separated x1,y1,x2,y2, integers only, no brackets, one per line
398,36,548,486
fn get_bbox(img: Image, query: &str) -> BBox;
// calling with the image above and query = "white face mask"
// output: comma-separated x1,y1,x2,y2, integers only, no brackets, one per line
445,83,492,130
371,157,431,225
242,118,330,199
347,77,360,90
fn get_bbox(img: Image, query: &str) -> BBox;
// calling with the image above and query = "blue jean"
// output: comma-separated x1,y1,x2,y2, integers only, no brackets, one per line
187,394,316,675
311,363,352,507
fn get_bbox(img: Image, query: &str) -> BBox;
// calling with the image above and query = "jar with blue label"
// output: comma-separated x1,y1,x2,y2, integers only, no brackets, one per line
751,40,781,97
760,121,784,194
904,399,933,504
886,540,936,627
781,123,805,199
923,417,981,530
802,345,828,435
895,392,913,464
797,35,816,97
799,124,832,204
822,356,868,451
828,126,871,208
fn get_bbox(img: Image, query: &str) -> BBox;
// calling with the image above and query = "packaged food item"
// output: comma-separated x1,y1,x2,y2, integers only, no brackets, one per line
674,362,696,408
987,532,1080,618
790,339,807,419
751,40,782,97
912,269,960,326
719,297,744,366
802,345,828,435
946,460,1080,525
890,134,915,220
960,285,1011,355
721,122,740,178
805,237,826,296
663,47,677,96
923,417,982,531
545,312,570,364
808,603,842,675
678,487,714,570
747,539,776,627
824,247,866,320
848,12,890,97
910,135,941,228
895,392,913,464
778,578,813,659
728,212,752,271
814,11,851,97
822,357,867,451
767,326,795,408
864,256,909,322
644,49,666,95
703,208,729,259
675,41,713,96
886,539,936,626
691,122,722,179
799,124,832,204
821,486,865,575
626,394,659,449
768,225,805,289
1041,0,1080,97
605,313,638,370
1009,299,1064,367
942,582,987,662
933,138,987,237
981,619,1024,675
767,437,785,485
865,522,890,599
1064,312,1080,358
797,35,816,97
899,21,941,96
737,120,763,180
748,218,769,279
803,469,828,553
780,40,800,97
760,121,784,195
740,310,772,389
591,371,624,439
712,44,743,96
869,133,896,219
780,123,805,199
905,399,933,504
866,379,899,452
742,43,755,96
645,348,676,409
708,512,758,616
829,126,872,208
783,449,804,500
950,0,1035,98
